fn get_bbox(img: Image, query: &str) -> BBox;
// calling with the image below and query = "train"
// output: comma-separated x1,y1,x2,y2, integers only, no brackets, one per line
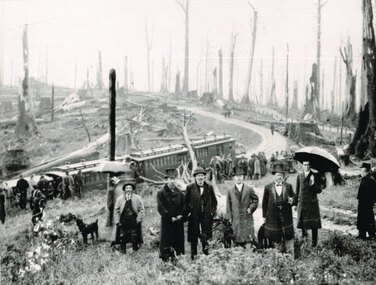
6,135,236,194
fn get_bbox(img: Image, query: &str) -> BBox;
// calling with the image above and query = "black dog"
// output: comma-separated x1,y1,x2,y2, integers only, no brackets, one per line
222,219,235,248
76,218,99,244
257,223,273,249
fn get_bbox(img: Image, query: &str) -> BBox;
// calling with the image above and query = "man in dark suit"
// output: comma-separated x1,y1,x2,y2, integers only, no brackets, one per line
357,162,376,239
262,163,295,254
294,160,322,247
185,167,218,259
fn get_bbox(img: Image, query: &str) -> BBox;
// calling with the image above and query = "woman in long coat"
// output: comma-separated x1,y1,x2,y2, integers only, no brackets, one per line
226,171,258,245
157,179,186,261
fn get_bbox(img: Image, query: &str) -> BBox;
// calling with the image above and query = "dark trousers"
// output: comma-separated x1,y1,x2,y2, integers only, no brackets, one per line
358,229,375,239
302,229,318,247
120,218,139,253
0,195,5,224
191,212,209,259
19,193,27,210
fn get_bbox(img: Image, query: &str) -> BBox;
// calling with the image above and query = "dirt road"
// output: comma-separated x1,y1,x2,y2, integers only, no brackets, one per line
185,107,288,157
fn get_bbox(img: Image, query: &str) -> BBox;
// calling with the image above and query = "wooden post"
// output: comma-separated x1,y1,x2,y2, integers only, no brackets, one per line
109,69,116,161
228,32,237,102
340,102,344,145
51,83,54,122
285,43,289,121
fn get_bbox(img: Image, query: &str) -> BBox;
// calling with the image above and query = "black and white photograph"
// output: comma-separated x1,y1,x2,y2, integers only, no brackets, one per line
0,0,375,283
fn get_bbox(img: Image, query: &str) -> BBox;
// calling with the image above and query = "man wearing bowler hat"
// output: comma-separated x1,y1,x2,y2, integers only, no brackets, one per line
157,169,186,261
185,167,217,259
357,162,376,239
226,167,258,247
262,163,295,254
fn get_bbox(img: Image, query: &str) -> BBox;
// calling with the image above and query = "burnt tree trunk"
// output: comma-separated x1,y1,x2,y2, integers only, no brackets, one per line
96,51,104,89
51,84,54,122
292,81,298,109
349,0,376,158
340,37,357,121
268,46,277,106
124,56,128,91
175,0,189,95
228,33,237,102
145,19,153,92
16,25,39,138
259,58,263,105
285,44,289,120
243,2,258,104
175,71,181,98
331,57,337,115
218,48,223,99
109,69,116,161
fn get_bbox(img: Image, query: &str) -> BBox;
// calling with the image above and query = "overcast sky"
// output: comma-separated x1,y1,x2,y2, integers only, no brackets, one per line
0,0,363,109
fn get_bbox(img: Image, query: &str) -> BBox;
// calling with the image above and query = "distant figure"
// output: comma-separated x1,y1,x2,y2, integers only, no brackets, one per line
237,155,248,179
0,178,7,224
270,122,275,135
37,175,49,199
357,163,376,239
31,187,46,225
248,155,255,180
62,170,74,199
75,170,84,198
16,174,29,210
157,173,186,261
253,157,261,180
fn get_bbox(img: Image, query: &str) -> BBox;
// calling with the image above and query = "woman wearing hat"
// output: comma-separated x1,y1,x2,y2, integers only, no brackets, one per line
262,163,295,254
114,182,145,253
357,163,376,239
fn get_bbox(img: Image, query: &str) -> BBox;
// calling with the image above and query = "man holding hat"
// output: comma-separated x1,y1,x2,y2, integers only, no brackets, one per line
157,170,186,261
114,181,145,253
357,162,376,239
185,167,217,259
226,167,258,247
262,163,295,254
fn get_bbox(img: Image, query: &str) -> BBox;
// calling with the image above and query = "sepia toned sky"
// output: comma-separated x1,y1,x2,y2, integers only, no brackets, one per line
0,0,363,109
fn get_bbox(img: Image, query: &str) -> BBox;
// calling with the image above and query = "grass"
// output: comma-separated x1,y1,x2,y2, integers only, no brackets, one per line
1,178,376,284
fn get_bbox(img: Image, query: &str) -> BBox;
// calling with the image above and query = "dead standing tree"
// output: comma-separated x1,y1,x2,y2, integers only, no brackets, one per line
348,0,376,158
268,46,277,106
302,63,320,120
96,51,104,89
16,25,39,138
124,56,128,91
340,38,357,121
316,0,328,112
242,1,258,105
218,48,223,98
175,0,189,95
228,32,237,102
145,19,154,92
51,83,54,122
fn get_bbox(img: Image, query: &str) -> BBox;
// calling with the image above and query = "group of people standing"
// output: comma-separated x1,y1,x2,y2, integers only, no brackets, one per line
237,152,268,180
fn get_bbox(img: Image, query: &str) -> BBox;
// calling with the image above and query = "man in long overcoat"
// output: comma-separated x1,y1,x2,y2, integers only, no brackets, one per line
248,155,255,180
263,163,295,254
293,160,322,247
157,174,186,261
357,162,376,239
16,174,29,210
226,168,258,247
185,167,217,259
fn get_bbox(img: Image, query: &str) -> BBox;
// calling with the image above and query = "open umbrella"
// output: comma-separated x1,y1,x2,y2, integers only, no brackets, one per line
293,146,340,172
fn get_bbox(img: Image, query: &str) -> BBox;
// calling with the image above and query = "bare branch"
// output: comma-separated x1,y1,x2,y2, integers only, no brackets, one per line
247,0,256,12
174,0,187,13
320,0,328,9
